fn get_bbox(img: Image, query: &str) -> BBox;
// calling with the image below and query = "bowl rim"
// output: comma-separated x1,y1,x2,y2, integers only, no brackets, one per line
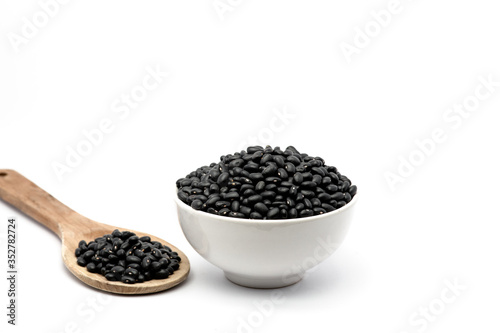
174,188,358,225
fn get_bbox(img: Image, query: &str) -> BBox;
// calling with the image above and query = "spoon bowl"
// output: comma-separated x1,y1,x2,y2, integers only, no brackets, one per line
0,170,189,295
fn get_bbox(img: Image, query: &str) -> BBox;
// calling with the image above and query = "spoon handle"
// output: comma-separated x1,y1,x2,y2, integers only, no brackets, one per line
0,169,79,239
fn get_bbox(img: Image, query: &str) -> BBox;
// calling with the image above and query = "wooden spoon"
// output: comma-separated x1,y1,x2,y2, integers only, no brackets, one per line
0,170,189,295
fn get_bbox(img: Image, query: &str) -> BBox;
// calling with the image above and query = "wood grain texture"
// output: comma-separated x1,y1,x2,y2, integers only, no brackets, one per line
0,169,190,295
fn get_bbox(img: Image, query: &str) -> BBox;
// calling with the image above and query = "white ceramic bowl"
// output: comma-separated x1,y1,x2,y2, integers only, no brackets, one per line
175,193,358,288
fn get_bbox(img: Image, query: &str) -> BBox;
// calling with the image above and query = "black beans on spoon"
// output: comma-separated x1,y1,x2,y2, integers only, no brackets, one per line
0,169,190,294
176,146,357,220
75,230,181,284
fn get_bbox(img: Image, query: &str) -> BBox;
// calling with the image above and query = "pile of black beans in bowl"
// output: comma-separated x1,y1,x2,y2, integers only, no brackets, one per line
176,146,357,220
75,229,181,284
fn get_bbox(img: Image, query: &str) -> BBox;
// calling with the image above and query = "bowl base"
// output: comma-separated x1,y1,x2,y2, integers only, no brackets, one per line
224,271,302,289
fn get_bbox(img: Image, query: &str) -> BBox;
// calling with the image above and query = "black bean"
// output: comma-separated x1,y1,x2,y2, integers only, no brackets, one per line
301,190,315,198
243,189,256,197
247,145,264,154
231,200,240,212
321,203,335,212
126,256,141,264
293,173,303,184
155,269,170,279
276,187,289,195
265,177,281,185
267,207,280,219
311,198,321,207
144,271,153,281
300,172,311,180
121,276,136,284
255,181,266,192
249,173,264,182
313,207,327,215
209,183,220,193
248,195,263,206
284,162,296,173
111,266,125,275
287,155,301,165
215,201,231,209
326,184,338,193
240,206,251,217
340,182,350,192
254,202,269,215
251,151,264,162
228,181,241,188
277,168,288,179
262,163,277,176
133,249,145,258
348,185,357,197
312,174,322,184
225,192,240,200
77,257,86,267
312,167,326,176
330,173,339,184
265,183,277,191
344,193,352,202
229,212,246,218
337,201,347,208
86,262,97,273
244,161,260,172
299,209,314,217
340,175,351,184
104,273,118,281
82,250,94,260
249,212,263,219
261,153,273,164
303,198,312,209
189,199,203,210
177,191,189,203
217,172,229,186
331,192,345,201
240,184,254,191
274,155,285,168
206,195,220,206
151,261,162,272
287,208,297,218
318,193,331,202
78,240,88,251
301,181,317,189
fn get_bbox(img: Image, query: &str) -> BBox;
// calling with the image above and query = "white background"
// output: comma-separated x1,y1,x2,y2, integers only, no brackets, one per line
1,0,500,332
